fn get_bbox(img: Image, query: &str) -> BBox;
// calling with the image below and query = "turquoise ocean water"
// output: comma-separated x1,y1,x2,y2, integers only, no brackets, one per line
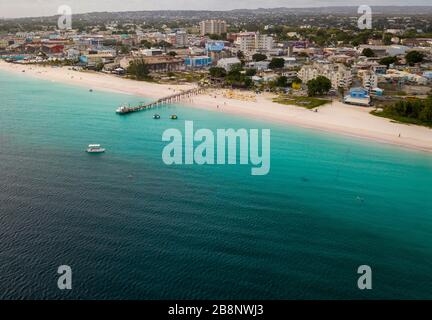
0,70,431,299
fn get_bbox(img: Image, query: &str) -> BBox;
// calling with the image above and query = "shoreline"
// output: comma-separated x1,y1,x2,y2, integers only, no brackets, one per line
1,61,432,153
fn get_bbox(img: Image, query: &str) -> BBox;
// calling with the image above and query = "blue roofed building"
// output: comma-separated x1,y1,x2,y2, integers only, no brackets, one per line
206,41,225,53
343,87,371,106
185,56,212,69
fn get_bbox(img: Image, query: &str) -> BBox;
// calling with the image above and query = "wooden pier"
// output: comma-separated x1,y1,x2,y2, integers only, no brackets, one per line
116,87,205,115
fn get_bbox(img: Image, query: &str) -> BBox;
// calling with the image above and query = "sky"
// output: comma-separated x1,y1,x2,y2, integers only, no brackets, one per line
0,0,431,18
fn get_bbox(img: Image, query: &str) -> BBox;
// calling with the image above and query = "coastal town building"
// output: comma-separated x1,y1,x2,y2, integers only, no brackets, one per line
246,61,270,71
120,55,185,73
185,56,212,68
199,20,227,36
79,52,115,67
298,62,353,89
167,31,189,48
358,70,379,91
235,32,274,56
140,48,164,56
358,45,410,57
344,87,371,106
217,57,241,71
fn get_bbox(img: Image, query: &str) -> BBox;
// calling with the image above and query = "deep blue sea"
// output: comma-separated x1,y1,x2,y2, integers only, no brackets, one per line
0,70,431,299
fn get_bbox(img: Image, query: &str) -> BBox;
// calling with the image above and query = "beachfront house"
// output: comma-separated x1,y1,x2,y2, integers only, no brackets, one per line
343,87,371,106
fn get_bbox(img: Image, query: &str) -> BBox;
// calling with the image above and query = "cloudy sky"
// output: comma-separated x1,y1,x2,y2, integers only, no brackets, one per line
0,0,431,18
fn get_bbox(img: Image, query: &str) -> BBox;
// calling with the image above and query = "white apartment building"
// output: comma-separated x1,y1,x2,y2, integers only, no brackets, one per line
237,32,256,53
236,32,274,55
298,63,353,89
256,33,274,52
175,31,188,48
358,70,378,91
166,31,189,48
200,20,227,36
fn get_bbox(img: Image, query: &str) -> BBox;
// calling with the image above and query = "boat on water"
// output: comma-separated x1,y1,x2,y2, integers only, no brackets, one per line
170,115,178,120
153,114,161,119
86,144,106,153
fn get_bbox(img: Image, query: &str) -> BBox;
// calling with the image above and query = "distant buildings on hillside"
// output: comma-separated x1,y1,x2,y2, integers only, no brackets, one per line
199,20,227,36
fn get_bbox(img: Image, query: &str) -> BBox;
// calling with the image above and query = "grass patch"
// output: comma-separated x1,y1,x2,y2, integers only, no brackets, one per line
273,95,331,109
371,110,432,128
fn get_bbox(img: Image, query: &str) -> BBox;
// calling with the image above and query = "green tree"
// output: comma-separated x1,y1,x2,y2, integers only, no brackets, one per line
252,53,267,62
383,33,393,45
226,64,243,83
207,33,227,40
362,48,375,57
269,58,285,69
237,50,245,60
120,45,130,54
209,67,227,78
157,40,172,49
95,62,104,72
245,68,257,77
307,76,332,97
380,56,398,67
406,51,425,66
419,104,432,122
140,40,152,48
244,77,253,88
275,76,288,88
127,59,150,80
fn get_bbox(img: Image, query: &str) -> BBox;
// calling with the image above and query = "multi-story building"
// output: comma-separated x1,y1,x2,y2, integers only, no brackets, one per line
358,70,378,91
236,32,274,55
255,33,274,52
199,20,227,36
169,31,188,48
298,62,353,89
177,31,189,48
237,32,256,53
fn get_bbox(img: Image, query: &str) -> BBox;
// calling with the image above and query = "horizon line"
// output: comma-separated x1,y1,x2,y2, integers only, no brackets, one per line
2,4,432,20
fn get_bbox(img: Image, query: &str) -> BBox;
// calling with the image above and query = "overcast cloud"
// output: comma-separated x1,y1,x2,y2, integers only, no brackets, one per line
0,0,431,18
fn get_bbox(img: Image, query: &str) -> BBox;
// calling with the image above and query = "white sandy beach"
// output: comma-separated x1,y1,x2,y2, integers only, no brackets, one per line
1,60,432,153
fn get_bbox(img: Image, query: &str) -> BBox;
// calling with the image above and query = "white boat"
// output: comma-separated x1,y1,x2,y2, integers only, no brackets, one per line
86,144,106,153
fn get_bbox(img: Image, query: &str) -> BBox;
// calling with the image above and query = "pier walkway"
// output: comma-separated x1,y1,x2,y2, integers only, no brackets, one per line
116,87,205,115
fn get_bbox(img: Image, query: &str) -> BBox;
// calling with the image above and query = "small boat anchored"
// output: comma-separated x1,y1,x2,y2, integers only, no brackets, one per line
170,115,178,120
153,114,161,119
86,144,106,153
